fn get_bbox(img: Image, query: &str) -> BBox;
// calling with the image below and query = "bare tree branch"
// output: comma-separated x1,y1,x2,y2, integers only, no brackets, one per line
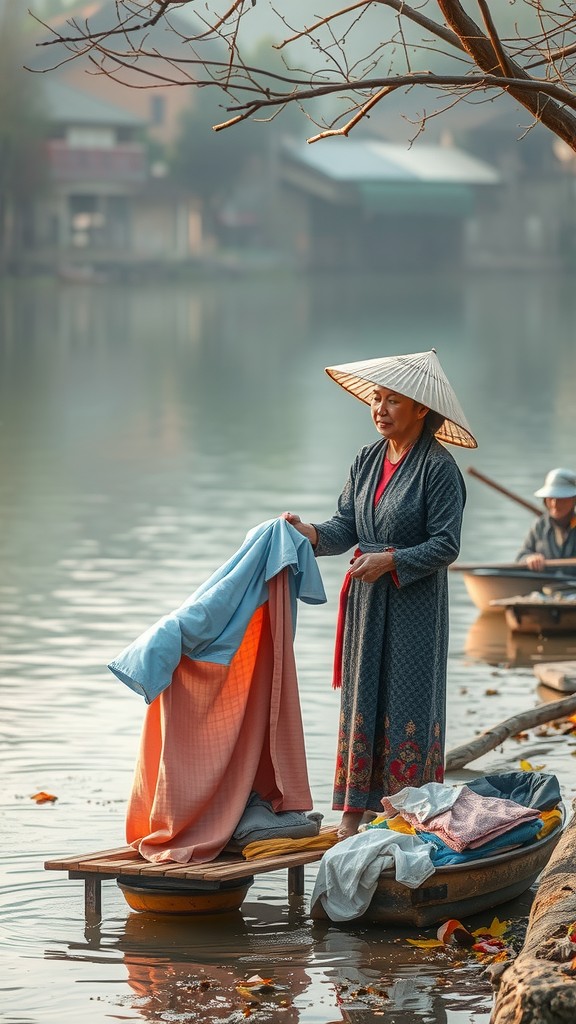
476,0,513,77
31,0,576,151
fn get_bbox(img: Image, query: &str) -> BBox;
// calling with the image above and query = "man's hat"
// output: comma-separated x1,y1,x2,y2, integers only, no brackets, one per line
534,468,576,499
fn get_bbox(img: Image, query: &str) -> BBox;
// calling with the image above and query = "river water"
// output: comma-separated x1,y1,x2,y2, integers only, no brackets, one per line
2,270,576,1024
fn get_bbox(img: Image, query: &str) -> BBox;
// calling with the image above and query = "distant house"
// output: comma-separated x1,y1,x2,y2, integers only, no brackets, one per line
33,79,201,267
370,97,576,269
33,1,199,146
277,137,499,269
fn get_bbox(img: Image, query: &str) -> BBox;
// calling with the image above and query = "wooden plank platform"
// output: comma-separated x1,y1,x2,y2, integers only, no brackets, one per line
534,660,576,693
45,841,330,920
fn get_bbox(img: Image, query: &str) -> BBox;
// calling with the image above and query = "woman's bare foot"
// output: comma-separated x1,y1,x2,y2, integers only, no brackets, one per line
337,811,363,839
361,809,380,825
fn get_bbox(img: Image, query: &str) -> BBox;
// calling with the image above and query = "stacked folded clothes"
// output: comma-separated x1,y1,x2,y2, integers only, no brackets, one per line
312,771,563,921
363,771,562,866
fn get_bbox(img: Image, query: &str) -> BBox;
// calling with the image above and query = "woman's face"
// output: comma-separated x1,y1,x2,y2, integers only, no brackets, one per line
544,496,576,524
370,387,428,442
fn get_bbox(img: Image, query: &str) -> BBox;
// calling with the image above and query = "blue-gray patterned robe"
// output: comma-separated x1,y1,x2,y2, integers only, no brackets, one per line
313,428,466,812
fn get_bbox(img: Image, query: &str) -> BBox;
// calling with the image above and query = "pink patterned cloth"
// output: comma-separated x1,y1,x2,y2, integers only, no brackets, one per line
126,571,313,864
385,786,540,852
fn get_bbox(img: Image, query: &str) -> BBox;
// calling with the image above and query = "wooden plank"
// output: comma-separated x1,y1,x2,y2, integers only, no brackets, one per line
534,660,576,693
58,849,325,883
64,855,144,875
188,851,324,880
44,847,136,871
46,833,334,881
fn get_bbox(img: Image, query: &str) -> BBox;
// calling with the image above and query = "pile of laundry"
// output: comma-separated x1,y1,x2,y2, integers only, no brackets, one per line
311,771,562,922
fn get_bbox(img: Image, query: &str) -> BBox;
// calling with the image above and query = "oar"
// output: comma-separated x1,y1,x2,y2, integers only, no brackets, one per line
450,557,576,572
466,466,542,516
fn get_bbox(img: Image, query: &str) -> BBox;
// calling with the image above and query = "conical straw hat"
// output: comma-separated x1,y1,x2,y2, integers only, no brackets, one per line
325,349,477,449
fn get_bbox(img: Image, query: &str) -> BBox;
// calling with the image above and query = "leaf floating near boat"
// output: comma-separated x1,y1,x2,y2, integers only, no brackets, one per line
405,937,445,949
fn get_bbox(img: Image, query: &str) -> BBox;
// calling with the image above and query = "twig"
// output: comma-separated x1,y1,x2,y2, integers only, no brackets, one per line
445,693,576,770
307,85,396,141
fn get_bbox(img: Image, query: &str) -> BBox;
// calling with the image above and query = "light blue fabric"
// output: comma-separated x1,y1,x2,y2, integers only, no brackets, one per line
108,518,326,704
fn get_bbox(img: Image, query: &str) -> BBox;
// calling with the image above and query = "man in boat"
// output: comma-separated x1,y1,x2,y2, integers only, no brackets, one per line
516,467,576,573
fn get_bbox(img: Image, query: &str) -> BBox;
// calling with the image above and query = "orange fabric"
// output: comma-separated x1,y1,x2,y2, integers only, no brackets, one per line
126,571,312,864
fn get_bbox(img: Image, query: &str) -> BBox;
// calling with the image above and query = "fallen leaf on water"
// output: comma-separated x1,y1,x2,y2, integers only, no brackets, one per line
519,760,545,772
405,938,445,948
473,917,509,940
512,732,530,741
488,916,509,938
485,689,499,696
236,986,261,1003
30,792,57,804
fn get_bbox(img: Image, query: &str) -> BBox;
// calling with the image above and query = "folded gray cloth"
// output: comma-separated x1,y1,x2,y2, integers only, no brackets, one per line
230,792,323,849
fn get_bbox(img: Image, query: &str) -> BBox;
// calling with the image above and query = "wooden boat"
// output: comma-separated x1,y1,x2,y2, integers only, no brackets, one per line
492,595,576,635
462,568,573,614
310,817,563,928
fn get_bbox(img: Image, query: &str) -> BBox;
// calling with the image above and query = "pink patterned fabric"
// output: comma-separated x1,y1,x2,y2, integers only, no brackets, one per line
388,786,540,852
126,571,312,864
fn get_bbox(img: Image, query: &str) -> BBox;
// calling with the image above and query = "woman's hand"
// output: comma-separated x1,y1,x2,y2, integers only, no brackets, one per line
525,553,546,571
348,551,396,583
281,512,318,547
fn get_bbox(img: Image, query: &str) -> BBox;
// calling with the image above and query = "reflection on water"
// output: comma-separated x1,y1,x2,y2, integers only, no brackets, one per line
3,271,576,1023
465,612,576,669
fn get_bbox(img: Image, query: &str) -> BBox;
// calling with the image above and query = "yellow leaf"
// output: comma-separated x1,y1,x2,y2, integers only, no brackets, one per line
236,986,261,1002
472,917,509,939
488,917,509,938
405,938,445,948
519,760,545,772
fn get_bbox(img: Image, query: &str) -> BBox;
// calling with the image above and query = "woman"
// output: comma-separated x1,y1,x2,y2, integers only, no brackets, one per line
517,467,576,573
284,350,476,838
